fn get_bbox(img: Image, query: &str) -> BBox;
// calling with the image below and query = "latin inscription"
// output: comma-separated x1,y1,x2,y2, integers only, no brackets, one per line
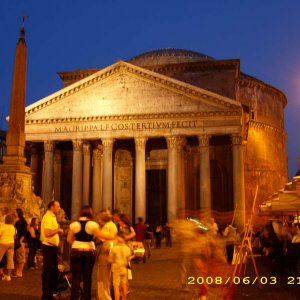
54,120,197,133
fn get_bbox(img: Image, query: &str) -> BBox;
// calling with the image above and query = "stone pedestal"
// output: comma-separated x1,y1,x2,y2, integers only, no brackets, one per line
0,172,43,219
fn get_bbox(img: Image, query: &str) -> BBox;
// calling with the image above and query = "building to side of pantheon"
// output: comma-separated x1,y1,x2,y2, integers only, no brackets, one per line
24,49,288,228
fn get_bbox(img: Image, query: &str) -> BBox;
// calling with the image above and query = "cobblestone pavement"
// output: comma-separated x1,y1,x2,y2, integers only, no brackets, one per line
0,243,299,299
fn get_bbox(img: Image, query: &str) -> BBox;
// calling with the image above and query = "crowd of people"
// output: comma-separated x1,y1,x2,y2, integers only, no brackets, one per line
3,202,300,300
0,203,173,300
253,217,300,276
0,207,41,282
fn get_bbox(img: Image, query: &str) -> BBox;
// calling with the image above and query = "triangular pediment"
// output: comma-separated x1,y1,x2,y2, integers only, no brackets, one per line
25,61,241,121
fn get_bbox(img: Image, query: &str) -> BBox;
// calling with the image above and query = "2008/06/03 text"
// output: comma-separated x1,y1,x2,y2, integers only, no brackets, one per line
187,276,300,285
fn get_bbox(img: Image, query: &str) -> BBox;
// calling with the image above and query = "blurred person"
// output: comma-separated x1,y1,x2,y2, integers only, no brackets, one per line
13,208,27,278
108,233,134,300
118,214,136,242
0,207,9,278
155,225,162,248
287,225,300,273
67,206,113,300
112,209,120,231
117,214,135,292
27,217,41,270
144,223,153,258
96,210,118,300
208,217,219,236
222,223,237,263
174,217,234,299
281,223,293,258
40,200,64,300
0,207,9,224
0,214,16,281
260,224,285,275
164,222,172,247
134,217,146,242
272,216,283,240
292,225,300,243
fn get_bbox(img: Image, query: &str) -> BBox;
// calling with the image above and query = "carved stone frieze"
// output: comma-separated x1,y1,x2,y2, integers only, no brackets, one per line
166,136,186,150
25,110,242,125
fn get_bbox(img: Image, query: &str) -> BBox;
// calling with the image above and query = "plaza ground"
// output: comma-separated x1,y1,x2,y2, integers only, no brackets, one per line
0,242,299,299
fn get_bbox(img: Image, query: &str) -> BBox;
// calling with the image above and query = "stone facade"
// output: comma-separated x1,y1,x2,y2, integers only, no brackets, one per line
22,49,288,228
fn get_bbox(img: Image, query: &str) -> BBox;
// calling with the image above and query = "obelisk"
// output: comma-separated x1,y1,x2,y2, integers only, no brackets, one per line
0,20,42,218
0,19,30,173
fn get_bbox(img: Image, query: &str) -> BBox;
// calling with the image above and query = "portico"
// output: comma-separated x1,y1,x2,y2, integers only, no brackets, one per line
25,60,245,227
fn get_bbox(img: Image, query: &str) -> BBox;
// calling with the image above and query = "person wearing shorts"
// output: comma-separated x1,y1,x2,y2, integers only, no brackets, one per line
108,233,134,300
0,214,15,281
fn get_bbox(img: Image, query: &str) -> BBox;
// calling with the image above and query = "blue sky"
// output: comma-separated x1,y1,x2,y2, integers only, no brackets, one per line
0,0,299,177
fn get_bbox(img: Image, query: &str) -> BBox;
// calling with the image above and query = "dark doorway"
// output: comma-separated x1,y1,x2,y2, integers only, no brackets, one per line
146,170,167,229
210,160,233,212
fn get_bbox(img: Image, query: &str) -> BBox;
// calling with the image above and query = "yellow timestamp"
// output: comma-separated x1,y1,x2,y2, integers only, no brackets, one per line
187,276,278,285
287,277,300,284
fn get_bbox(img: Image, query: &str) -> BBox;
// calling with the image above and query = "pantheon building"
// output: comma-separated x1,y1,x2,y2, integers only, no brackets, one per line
24,49,288,228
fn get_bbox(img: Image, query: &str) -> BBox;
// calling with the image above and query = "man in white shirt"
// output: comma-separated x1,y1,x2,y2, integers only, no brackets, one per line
40,200,64,300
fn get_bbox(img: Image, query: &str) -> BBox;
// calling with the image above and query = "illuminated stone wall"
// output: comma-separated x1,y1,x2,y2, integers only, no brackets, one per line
237,79,288,216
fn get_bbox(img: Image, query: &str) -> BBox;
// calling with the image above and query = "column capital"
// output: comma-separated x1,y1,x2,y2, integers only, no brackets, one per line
231,134,243,145
198,135,211,147
101,138,114,149
83,143,91,155
166,136,186,150
93,144,103,160
44,140,55,152
72,139,83,151
135,137,148,149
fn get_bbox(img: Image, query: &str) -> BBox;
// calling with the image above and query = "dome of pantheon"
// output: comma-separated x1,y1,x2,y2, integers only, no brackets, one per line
128,48,215,67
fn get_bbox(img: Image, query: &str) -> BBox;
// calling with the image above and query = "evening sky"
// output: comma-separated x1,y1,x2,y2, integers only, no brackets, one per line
0,0,299,178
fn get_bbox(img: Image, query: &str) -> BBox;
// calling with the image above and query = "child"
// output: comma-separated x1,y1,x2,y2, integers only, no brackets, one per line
109,233,134,300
